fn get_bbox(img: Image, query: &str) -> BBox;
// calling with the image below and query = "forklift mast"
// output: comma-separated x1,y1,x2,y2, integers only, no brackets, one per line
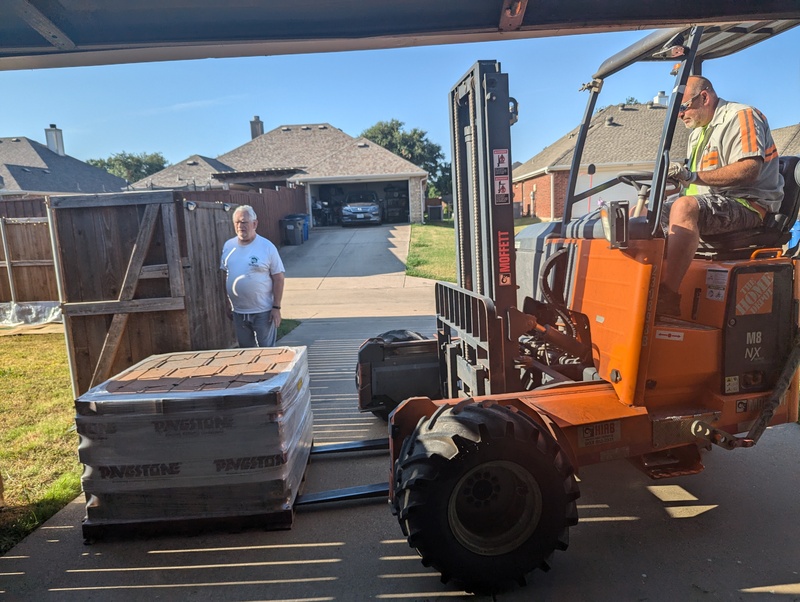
439,61,520,397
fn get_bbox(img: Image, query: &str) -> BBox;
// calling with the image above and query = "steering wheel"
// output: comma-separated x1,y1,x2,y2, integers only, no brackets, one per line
567,167,680,222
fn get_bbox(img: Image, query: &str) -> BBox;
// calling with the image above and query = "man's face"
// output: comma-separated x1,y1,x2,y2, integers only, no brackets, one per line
678,88,713,129
233,212,257,243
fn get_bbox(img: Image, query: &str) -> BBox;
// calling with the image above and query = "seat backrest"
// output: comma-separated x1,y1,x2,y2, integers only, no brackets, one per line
776,155,800,232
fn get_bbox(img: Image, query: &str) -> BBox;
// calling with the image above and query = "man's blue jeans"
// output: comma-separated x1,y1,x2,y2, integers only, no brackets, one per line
232,311,277,347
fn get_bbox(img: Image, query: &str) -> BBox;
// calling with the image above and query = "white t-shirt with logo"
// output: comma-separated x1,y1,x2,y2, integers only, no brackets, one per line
220,234,285,313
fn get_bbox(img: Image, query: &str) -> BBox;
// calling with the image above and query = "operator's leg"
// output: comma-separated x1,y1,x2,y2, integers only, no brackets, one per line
657,194,763,317
661,195,700,293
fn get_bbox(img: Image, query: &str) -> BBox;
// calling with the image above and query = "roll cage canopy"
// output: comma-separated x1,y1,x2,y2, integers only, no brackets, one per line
562,20,800,235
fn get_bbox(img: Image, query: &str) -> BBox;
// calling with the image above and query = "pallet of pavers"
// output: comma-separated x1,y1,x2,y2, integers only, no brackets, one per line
75,346,313,540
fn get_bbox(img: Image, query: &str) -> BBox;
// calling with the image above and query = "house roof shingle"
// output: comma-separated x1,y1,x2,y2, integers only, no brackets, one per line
130,154,234,190
218,123,355,172
131,122,427,189
513,103,691,181
0,137,127,194
295,137,426,180
774,124,800,156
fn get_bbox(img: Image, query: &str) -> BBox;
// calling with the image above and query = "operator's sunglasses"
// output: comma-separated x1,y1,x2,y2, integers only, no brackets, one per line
679,89,706,113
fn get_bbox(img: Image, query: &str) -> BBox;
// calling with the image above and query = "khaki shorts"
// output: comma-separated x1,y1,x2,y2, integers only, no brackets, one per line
660,193,764,236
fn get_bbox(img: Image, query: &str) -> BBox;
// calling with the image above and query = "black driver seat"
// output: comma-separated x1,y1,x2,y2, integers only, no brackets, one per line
698,155,800,258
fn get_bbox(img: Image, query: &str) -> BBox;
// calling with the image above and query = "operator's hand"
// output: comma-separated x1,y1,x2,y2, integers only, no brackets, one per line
667,161,697,184
271,307,282,329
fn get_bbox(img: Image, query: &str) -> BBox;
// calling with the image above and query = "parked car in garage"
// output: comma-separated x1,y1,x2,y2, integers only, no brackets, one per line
340,191,382,226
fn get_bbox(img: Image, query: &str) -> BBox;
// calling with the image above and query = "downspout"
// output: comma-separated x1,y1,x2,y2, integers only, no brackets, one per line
549,170,555,221
304,184,313,227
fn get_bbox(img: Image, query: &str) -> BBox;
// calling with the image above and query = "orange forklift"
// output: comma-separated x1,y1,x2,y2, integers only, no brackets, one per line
357,21,800,592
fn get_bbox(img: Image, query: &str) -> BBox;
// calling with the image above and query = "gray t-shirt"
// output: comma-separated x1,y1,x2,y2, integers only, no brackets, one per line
220,234,285,313
687,99,784,212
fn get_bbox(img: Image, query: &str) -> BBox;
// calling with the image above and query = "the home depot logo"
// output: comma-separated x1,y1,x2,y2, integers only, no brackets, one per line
736,272,774,315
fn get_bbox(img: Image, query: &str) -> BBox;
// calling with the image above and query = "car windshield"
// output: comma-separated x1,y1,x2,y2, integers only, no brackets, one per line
346,193,377,204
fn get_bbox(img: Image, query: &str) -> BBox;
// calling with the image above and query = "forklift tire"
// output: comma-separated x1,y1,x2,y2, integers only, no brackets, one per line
376,329,427,343
393,401,579,593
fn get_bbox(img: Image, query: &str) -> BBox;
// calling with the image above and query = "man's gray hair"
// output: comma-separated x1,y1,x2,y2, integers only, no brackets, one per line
233,205,257,222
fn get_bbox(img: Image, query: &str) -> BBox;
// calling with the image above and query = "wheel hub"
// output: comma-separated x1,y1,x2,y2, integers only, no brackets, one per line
448,460,542,556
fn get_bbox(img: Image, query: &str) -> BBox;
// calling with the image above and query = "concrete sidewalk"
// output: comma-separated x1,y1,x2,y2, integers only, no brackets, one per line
3,224,800,601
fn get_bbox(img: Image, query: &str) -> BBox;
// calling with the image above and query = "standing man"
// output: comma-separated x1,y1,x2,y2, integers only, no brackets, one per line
658,75,783,316
220,205,285,347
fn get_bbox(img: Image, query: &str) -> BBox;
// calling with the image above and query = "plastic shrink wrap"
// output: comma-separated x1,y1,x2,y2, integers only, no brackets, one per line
75,347,312,535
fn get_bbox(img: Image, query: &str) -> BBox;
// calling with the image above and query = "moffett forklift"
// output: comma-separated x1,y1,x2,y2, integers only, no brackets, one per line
357,20,800,592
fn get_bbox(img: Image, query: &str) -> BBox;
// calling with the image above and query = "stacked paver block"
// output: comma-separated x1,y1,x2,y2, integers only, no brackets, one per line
75,346,312,538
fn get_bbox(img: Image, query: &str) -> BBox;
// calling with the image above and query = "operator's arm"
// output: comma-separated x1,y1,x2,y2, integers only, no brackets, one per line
694,156,762,188
270,271,285,328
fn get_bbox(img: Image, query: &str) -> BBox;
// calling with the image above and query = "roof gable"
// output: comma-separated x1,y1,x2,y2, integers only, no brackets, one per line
218,123,354,172
296,137,427,180
0,137,127,194
130,154,234,189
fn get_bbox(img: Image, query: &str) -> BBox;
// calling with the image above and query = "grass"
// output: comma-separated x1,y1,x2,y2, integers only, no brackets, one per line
0,320,301,555
406,220,457,282
406,215,542,282
0,333,79,555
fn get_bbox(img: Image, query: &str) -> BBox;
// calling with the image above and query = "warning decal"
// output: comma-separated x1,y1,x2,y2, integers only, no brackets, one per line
493,149,509,176
494,176,510,205
706,268,728,302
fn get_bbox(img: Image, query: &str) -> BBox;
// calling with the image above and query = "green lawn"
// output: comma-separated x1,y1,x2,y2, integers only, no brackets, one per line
406,215,542,282
0,333,80,555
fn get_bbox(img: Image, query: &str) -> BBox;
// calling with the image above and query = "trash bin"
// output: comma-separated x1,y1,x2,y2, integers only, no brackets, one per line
285,214,310,241
427,205,443,221
280,218,304,245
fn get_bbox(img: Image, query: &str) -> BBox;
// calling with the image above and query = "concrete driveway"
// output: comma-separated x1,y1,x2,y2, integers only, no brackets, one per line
279,224,435,319
3,224,799,601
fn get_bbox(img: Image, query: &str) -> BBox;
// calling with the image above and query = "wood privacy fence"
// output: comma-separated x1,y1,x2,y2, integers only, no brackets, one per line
18,186,306,397
0,197,55,302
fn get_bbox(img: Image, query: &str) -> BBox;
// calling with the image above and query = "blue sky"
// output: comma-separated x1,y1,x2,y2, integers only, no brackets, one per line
2,27,798,168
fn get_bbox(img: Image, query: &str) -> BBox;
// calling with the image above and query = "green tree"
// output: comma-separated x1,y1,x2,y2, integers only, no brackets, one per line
361,119,445,196
87,151,169,183
430,161,452,198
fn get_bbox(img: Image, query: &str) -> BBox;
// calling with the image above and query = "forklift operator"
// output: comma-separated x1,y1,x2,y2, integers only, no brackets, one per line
657,75,784,317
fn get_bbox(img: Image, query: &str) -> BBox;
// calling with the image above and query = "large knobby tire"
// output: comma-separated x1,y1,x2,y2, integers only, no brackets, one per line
393,400,579,593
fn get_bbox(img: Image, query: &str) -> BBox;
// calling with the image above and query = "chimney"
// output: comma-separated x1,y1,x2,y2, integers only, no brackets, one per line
653,91,668,106
250,116,264,139
45,124,65,156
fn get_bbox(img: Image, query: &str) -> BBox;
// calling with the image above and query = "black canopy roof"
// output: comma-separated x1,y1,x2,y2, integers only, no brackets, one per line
1,0,799,71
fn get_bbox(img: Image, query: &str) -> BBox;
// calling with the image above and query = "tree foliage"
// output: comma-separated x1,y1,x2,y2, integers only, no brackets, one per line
86,151,169,183
361,119,448,197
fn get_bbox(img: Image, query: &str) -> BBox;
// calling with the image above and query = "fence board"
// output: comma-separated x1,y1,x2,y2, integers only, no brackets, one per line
50,192,190,396
0,217,58,302
180,187,306,246
0,197,47,218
